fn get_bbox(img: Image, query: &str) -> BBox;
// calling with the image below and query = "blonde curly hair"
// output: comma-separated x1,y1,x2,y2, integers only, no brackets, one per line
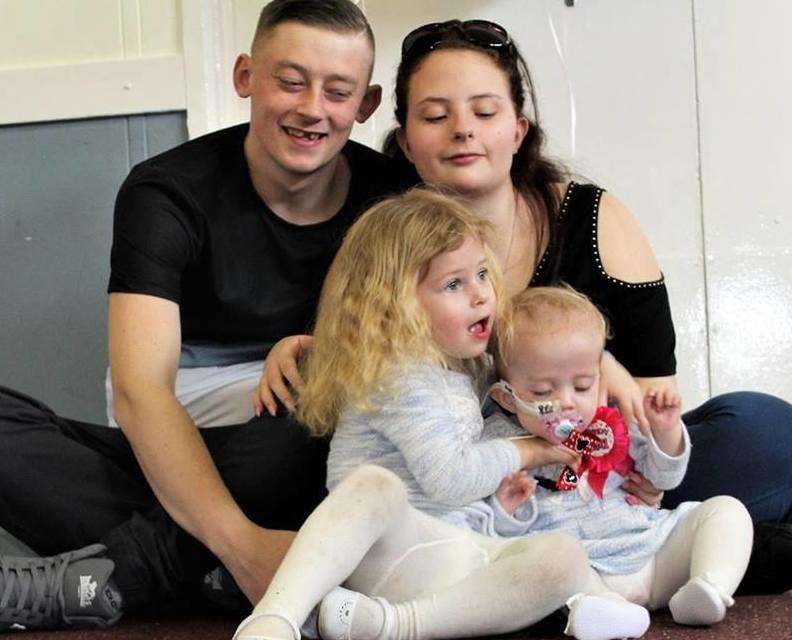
296,188,510,436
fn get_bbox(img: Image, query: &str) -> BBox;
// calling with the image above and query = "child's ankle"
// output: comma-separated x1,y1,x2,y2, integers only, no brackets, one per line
234,611,301,640
565,593,650,640
669,574,733,626
319,586,390,640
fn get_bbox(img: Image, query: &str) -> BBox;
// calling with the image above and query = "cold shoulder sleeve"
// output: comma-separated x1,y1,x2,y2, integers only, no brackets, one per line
532,182,676,377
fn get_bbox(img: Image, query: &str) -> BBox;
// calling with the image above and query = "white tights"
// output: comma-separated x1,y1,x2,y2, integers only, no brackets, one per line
583,495,753,610
242,468,752,639
247,465,590,639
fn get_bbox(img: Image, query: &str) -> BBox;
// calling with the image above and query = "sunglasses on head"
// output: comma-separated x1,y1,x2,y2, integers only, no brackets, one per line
401,19,513,60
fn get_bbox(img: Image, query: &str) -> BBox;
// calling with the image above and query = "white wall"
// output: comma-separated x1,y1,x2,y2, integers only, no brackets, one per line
694,0,792,399
1,0,790,406
0,0,184,124
187,0,792,406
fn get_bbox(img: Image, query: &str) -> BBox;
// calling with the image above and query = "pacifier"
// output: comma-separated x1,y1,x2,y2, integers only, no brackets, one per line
538,411,586,444
490,381,586,444
553,417,577,440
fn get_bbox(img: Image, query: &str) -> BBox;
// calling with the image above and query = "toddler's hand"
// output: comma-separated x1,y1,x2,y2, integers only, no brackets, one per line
495,471,536,515
513,437,581,470
643,388,681,432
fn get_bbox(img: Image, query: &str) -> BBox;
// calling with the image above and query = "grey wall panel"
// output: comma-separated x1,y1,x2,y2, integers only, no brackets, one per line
0,111,187,423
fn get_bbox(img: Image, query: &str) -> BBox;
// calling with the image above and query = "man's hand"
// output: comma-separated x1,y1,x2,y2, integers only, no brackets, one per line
219,524,296,604
495,471,536,515
254,335,314,417
599,352,649,434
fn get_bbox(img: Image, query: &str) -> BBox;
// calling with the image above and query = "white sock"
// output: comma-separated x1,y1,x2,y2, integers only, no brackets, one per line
669,574,733,626
318,586,393,640
565,594,650,640
349,596,389,640
234,612,301,640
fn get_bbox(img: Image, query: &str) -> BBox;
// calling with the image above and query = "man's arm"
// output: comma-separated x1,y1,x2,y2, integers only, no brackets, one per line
108,292,293,602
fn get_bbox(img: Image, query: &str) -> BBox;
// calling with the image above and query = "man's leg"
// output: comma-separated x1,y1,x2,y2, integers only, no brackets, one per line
208,412,329,531
0,387,329,620
0,386,154,628
155,411,329,609
0,386,153,553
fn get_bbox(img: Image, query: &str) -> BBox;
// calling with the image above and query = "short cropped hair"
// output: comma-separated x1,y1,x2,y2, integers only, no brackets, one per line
252,0,375,54
495,285,610,374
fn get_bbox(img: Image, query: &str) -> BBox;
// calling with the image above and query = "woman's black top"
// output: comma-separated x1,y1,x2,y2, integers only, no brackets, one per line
531,182,676,377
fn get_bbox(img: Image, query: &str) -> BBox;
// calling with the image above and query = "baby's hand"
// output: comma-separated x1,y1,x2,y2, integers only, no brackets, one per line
643,388,681,432
495,471,536,515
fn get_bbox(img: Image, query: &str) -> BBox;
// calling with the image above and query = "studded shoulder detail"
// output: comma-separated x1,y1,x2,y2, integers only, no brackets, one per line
590,187,665,289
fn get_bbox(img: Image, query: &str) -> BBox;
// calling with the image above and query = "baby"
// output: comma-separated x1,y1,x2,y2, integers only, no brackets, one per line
486,286,753,632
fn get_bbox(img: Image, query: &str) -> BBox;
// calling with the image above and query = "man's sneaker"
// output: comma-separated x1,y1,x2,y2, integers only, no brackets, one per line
0,528,36,557
202,566,248,613
0,543,123,631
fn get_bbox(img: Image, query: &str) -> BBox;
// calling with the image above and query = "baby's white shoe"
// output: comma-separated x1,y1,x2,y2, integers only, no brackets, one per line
565,593,650,640
669,574,733,626
318,586,391,640
233,612,301,640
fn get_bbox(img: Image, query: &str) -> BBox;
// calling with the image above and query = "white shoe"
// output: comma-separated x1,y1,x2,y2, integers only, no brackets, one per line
669,574,732,626
317,586,390,640
565,594,650,640
234,612,301,640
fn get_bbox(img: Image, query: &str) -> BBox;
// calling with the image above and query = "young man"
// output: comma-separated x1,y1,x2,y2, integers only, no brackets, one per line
0,0,411,631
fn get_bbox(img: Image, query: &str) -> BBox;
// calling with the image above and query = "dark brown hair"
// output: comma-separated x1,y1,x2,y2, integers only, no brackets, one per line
385,33,568,271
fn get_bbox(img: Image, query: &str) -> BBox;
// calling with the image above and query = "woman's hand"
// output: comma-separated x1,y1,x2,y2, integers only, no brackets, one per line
622,471,663,508
599,351,650,434
254,335,314,417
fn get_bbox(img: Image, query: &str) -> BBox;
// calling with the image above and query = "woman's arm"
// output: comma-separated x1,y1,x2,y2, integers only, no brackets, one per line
595,192,682,507
597,192,662,283
596,193,681,403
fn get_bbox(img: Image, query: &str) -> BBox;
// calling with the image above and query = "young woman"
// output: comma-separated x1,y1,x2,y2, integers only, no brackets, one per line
260,19,792,590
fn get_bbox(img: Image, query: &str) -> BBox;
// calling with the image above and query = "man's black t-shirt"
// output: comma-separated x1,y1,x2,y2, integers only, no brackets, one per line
109,124,412,366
